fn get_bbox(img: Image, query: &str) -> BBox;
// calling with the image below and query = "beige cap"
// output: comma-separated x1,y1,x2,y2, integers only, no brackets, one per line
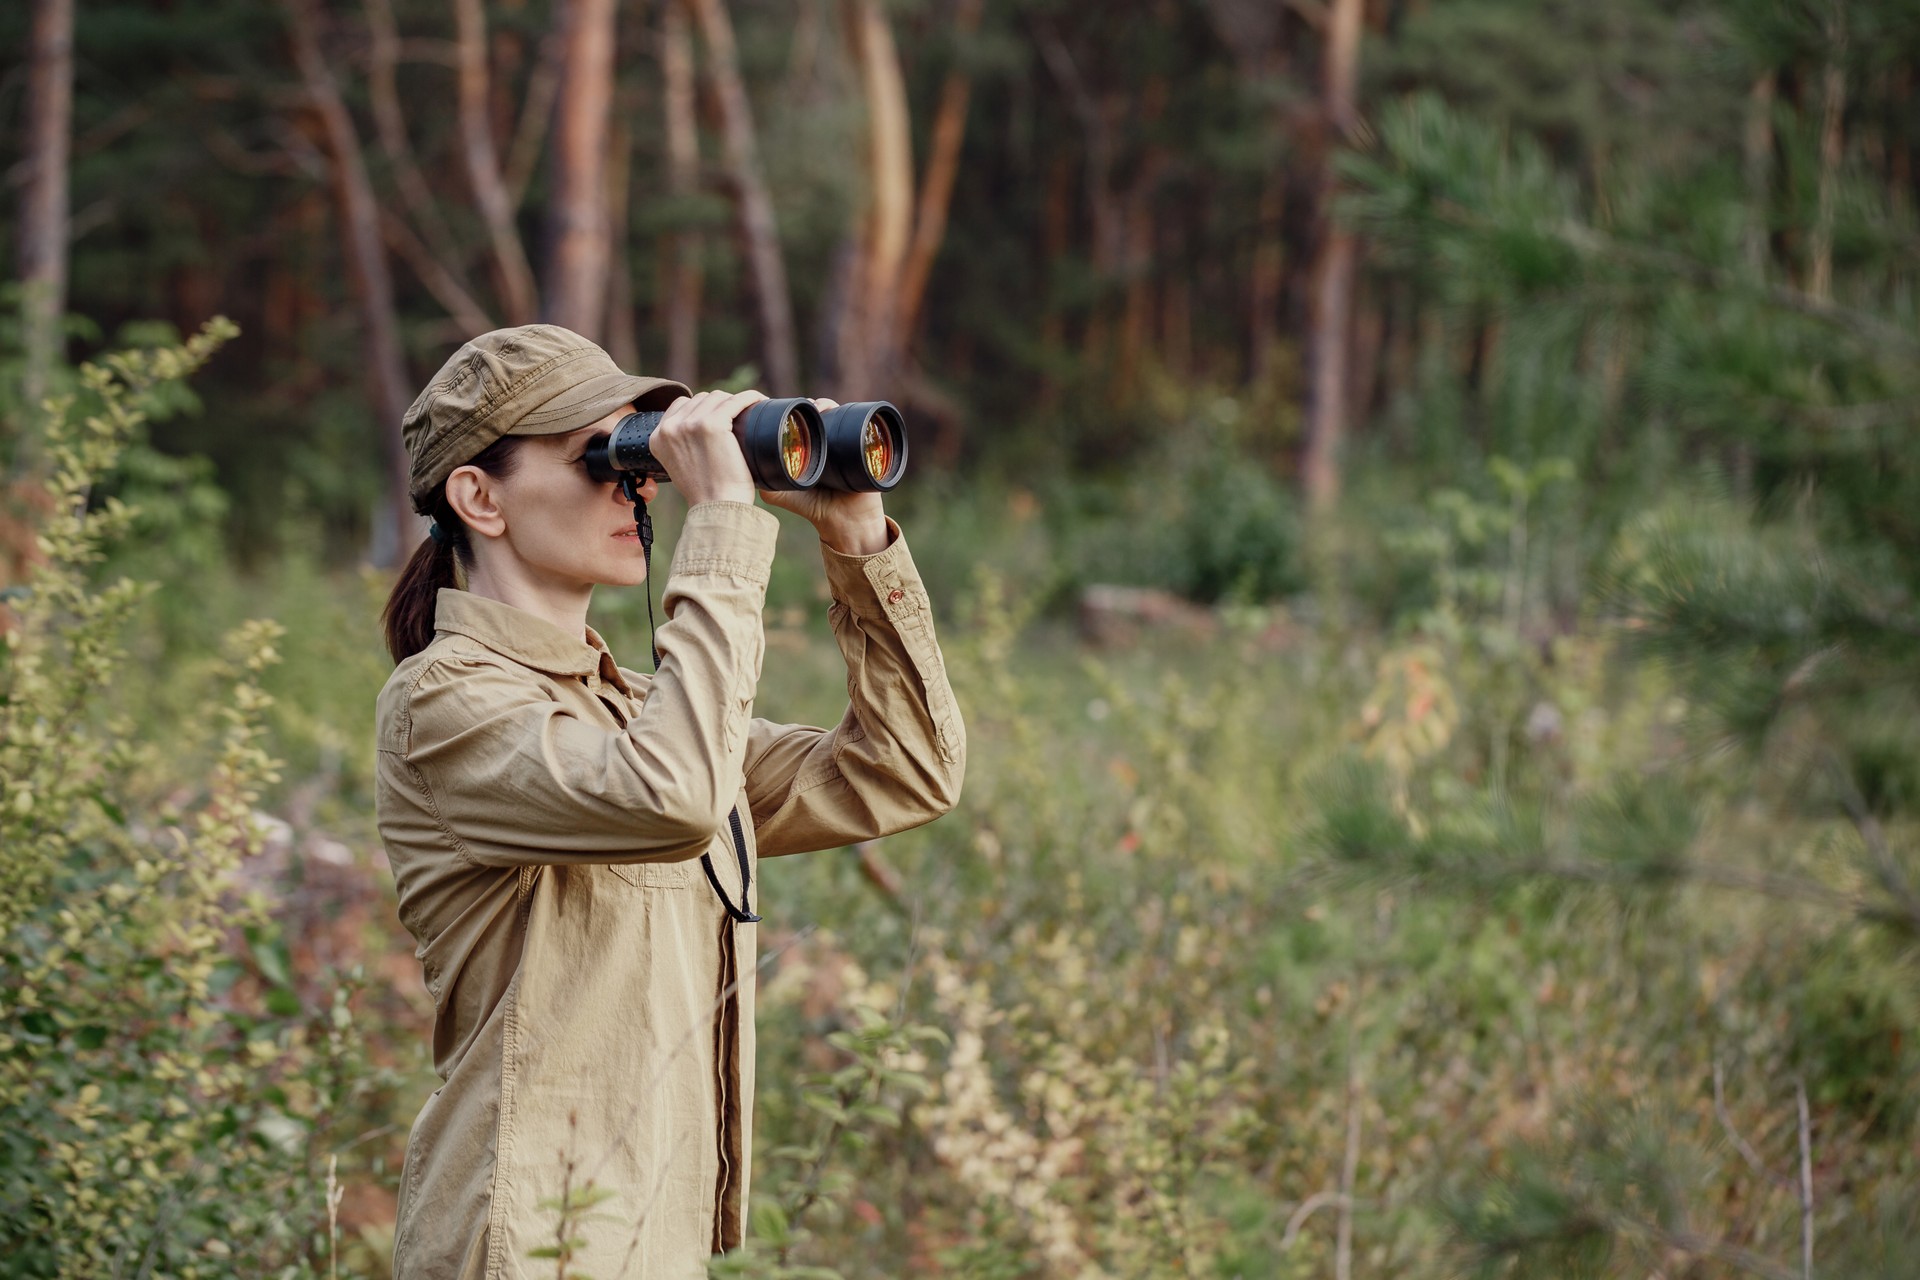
402,324,689,505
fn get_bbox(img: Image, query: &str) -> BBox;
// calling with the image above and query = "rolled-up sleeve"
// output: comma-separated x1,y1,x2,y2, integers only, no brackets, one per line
744,519,966,856
399,501,779,867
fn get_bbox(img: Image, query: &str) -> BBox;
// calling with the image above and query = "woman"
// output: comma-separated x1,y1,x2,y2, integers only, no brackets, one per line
374,324,964,1278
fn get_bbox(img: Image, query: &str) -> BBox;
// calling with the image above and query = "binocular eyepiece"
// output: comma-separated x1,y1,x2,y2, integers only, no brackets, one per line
582,397,908,493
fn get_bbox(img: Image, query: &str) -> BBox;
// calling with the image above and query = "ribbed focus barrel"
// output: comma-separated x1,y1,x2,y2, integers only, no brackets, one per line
583,397,826,491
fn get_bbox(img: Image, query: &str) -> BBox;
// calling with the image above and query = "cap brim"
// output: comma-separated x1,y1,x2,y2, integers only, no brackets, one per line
512,372,690,434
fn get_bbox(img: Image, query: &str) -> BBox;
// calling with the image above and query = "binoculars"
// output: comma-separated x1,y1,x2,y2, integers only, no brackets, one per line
582,398,908,492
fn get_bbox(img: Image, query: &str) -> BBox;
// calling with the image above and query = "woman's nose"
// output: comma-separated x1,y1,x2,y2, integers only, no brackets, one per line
608,476,658,504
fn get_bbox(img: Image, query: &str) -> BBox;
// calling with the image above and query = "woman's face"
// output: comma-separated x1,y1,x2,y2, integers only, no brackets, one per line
465,404,661,591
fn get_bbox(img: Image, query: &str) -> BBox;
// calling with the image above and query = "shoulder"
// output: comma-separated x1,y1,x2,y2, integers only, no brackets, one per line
376,635,553,755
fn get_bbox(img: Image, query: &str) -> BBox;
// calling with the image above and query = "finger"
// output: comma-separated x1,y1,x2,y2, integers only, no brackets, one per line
720,389,771,415
667,390,729,432
811,398,841,412
656,393,698,428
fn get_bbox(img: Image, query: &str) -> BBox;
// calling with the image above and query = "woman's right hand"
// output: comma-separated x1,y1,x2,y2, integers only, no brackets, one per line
647,389,767,507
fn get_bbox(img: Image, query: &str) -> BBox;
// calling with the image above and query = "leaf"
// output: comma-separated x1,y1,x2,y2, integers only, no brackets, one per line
748,1200,790,1245
802,1095,850,1124
87,788,126,827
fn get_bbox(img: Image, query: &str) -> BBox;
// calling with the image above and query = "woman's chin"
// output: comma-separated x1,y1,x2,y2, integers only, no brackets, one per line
600,565,650,589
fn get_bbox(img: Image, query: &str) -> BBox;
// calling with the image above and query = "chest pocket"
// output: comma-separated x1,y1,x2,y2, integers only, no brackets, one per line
607,860,696,889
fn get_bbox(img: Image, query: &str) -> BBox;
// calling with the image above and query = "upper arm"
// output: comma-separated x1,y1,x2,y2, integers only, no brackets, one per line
401,654,722,867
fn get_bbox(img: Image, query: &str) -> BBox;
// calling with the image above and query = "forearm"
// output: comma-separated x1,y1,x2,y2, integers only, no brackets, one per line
744,522,965,854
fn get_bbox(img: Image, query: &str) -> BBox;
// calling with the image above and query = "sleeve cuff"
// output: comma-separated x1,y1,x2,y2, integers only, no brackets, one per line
821,518,928,622
670,500,781,584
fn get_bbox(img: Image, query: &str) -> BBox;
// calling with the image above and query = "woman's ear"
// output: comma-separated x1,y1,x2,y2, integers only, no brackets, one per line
445,464,508,540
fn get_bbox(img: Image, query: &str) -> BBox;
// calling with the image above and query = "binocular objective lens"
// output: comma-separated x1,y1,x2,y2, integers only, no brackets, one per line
861,417,893,481
779,412,813,481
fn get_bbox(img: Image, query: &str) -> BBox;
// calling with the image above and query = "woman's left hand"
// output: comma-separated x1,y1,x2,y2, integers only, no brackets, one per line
758,399,892,555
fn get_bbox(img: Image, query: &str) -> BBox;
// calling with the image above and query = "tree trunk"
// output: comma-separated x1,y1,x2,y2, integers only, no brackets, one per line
544,0,620,336
1744,70,1777,275
836,0,915,398
683,0,800,392
661,0,704,384
1809,1,1847,305
1037,151,1072,407
1303,0,1363,513
604,111,641,370
1248,169,1286,383
366,0,466,286
1737,68,1776,499
284,0,417,566
1117,153,1167,397
894,0,986,345
453,0,539,325
17,0,74,425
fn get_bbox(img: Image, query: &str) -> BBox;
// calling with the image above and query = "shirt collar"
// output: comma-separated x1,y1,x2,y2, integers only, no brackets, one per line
433,588,633,696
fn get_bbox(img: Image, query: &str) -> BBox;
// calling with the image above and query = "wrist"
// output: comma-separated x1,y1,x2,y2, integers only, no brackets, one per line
687,485,758,508
817,515,890,556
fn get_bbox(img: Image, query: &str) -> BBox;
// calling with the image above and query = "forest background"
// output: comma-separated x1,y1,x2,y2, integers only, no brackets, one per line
2,0,1918,1276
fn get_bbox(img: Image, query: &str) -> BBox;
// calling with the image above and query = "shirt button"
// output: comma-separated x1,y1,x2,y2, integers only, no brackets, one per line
887,589,906,604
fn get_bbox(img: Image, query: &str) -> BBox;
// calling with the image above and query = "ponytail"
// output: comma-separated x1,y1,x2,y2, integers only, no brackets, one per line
380,434,529,664
382,527,461,663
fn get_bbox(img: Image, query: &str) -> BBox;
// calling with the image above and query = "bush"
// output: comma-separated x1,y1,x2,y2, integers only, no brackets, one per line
0,321,358,1277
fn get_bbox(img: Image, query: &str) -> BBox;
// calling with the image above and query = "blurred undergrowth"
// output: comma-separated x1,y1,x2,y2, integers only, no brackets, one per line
26,374,1913,1277
0,320,378,1277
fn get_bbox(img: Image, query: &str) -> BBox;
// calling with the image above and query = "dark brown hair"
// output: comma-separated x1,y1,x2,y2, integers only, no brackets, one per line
381,434,528,663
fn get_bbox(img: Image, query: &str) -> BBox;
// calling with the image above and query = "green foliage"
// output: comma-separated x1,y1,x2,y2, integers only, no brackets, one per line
711,1003,944,1280
1445,1102,1704,1280
0,320,357,1277
1337,27,1920,1275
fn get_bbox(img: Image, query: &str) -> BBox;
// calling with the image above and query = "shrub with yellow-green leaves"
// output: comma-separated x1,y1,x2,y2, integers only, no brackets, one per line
0,321,358,1277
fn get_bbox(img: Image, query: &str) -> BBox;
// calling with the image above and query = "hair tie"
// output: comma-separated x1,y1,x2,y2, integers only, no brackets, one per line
429,521,451,547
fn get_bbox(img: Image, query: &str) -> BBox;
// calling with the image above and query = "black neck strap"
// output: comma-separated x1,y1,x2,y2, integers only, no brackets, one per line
621,476,761,924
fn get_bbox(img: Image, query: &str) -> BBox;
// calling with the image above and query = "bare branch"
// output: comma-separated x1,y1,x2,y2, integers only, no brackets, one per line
1809,1,1847,303
852,839,908,916
1336,1005,1362,1280
659,0,703,383
1827,756,1920,934
380,207,495,335
683,0,799,391
451,0,539,323
1795,1077,1814,1280
1285,0,1330,32
1712,1059,1789,1187
1280,1190,1349,1251
363,0,468,278
282,0,419,563
1546,217,1918,351
395,36,458,66
503,19,566,209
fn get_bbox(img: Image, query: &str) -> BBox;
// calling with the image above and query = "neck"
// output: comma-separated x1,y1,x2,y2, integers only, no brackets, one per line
463,556,594,641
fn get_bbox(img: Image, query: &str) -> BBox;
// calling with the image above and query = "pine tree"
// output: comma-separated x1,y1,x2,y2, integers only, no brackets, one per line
1316,1,1920,1271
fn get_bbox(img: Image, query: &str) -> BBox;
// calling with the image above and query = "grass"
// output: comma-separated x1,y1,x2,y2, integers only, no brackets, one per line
98,486,1919,1279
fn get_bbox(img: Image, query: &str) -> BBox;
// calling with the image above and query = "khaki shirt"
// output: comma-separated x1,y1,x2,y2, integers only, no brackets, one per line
374,501,963,1278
